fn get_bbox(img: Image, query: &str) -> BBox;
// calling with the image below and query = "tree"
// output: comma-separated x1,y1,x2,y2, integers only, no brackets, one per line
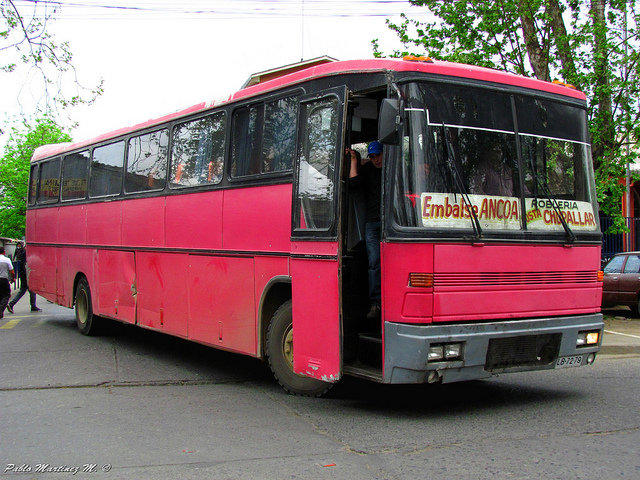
1,0,103,115
373,0,640,232
0,117,71,239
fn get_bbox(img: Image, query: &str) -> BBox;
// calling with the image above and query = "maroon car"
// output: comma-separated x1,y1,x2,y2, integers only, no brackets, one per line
602,252,640,314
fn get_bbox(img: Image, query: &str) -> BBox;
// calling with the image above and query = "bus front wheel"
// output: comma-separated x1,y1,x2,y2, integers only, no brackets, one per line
266,300,333,397
75,278,101,336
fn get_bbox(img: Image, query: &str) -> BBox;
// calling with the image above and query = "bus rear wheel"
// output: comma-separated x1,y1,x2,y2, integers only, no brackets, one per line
266,300,333,397
75,278,102,336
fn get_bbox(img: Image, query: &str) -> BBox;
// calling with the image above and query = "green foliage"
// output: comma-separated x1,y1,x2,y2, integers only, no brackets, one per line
373,0,640,232
0,117,71,239
375,1,531,73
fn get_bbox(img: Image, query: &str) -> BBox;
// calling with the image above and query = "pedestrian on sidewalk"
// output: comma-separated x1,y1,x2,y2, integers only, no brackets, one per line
7,243,41,314
0,246,15,319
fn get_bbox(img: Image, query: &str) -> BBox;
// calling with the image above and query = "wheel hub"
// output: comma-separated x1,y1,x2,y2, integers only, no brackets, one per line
282,325,294,369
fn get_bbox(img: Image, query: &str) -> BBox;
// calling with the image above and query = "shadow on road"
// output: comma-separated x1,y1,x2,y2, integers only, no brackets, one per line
601,305,638,319
43,314,584,413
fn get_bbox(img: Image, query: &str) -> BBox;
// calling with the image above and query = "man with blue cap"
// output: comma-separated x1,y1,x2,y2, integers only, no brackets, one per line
348,141,383,320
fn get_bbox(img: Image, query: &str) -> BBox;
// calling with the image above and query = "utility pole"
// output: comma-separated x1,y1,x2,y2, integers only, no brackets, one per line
301,0,305,61
624,6,632,251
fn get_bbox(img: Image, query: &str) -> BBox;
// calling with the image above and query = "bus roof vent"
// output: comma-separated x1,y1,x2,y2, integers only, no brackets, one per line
241,55,339,89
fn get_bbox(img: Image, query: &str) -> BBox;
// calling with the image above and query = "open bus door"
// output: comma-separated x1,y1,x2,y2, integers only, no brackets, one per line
290,86,348,386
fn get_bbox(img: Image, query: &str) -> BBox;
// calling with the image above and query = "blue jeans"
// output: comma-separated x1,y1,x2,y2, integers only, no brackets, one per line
365,221,381,307
9,275,36,308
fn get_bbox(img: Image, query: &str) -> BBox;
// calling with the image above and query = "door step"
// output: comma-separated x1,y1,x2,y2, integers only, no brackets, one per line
356,332,382,369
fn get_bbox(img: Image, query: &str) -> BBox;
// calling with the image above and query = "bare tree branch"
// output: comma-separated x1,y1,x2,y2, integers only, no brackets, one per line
1,0,103,115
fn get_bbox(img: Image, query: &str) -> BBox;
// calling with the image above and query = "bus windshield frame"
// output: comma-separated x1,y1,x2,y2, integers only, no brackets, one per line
390,81,600,242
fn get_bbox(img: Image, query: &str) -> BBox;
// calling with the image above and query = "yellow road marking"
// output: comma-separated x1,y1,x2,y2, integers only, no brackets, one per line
0,319,21,329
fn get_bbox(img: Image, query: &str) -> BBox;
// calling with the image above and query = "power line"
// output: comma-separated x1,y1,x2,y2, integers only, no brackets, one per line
12,0,425,20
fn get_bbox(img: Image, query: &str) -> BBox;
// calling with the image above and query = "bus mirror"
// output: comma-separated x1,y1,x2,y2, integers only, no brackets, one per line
378,98,400,145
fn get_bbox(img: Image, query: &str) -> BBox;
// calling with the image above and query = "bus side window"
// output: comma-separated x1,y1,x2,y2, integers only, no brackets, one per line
231,105,264,177
28,164,38,206
90,141,125,198
125,129,169,193
62,150,90,201
37,158,61,204
262,96,298,173
295,98,339,232
171,112,226,187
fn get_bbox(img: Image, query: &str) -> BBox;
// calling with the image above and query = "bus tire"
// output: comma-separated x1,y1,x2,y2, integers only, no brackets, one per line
266,300,333,397
75,278,101,336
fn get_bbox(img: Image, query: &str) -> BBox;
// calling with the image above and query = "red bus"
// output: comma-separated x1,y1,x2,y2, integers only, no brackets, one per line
26,57,604,396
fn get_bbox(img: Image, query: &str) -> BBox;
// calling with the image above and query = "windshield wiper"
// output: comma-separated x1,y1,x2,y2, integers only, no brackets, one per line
442,124,483,240
527,152,576,243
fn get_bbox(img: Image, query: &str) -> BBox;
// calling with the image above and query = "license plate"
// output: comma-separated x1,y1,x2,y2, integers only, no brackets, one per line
556,355,583,368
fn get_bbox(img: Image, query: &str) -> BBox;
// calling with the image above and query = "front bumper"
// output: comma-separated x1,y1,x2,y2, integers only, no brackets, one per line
383,313,603,384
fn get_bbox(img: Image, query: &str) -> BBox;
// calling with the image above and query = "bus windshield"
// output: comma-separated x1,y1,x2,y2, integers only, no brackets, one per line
393,82,599,235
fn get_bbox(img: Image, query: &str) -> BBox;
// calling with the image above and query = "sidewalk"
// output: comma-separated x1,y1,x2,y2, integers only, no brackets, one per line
601,307,640,357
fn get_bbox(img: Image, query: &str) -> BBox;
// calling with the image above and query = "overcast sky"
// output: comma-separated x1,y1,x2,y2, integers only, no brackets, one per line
1,0,431,144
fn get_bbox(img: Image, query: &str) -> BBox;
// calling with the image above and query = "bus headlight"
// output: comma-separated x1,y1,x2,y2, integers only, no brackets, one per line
444,343,462,359
428,345,444,361
428,343,463,362
576,330,600,347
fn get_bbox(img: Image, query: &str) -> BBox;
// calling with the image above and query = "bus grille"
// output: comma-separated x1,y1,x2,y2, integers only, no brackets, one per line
485,333,561,371
436,271,597,287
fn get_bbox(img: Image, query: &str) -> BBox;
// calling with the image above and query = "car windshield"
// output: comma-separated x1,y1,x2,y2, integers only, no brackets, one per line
604,256,625,274
392,82,599,236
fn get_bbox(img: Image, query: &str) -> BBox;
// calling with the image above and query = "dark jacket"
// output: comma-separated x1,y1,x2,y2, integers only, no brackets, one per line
349,162,382,223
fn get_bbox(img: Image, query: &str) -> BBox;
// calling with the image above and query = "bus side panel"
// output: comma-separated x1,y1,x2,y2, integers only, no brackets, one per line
58,204,87,245
254,256,290,307
95,250,136,324
86,202,122,246
57,247,95,308
56,205,88,305
25,211,36,245
27,245,58,302
223,184,292,253
188,255,257,355
166,191,223,250
34,207,59,244
136,251,189,337
382,243,435,323
291,258,341,382
122,197,166,248
254,256,290,353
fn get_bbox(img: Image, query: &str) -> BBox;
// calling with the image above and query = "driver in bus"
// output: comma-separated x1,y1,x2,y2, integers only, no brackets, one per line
470,140,514,197
348,141,383,321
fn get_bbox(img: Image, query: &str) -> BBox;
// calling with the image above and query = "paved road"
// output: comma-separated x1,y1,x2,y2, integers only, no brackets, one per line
1,298,639,479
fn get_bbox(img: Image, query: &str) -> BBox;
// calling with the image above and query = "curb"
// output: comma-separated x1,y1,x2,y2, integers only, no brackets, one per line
599,345,640,356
